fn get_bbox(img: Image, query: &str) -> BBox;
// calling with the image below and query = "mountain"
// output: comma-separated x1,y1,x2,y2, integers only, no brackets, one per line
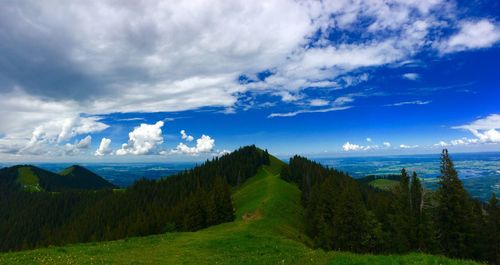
0,153,480,265
58,165,116,190
0,165,115,192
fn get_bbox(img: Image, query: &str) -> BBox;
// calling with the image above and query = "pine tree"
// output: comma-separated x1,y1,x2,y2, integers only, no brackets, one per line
435,149,472,258
485,193,499,264
410,171,423,250
333,181,371,252
392,168,411,252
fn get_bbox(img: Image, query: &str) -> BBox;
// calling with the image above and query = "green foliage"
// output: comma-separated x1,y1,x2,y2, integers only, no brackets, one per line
0,153,481,265
485,194,499,264
287,150,494,264
436,149,474,258
0,145,268,252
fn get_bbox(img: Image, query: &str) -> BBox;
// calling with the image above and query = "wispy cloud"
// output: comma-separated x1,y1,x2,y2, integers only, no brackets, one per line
385,100,431,107
269,96,353,118
402,73,419,80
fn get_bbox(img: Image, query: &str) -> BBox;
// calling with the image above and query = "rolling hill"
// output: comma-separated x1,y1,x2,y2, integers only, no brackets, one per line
0,165,116,192
0,155,481,265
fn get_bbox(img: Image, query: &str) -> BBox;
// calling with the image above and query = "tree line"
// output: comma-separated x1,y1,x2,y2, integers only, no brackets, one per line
0,145,270,252
281,149,499,264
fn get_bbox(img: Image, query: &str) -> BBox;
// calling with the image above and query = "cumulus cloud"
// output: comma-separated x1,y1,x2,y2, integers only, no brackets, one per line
0,0,498,157
172,135,215,155
17,116,108,155
342,142,364,152
439,20,500,53
399,144,418,149
64,135,92,155
453,114,500,143
116,121,164,155
180,130,194,141
402,73,419,80
385,100,431,107
95,138,112,156
383,142,391,147
342,140,386,152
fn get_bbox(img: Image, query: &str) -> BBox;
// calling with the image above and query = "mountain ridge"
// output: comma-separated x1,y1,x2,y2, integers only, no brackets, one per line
0,151,481,265
0,164,116,192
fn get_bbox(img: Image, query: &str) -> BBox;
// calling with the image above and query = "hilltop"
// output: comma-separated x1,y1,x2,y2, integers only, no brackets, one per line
0,165,115,192
0,154,481,265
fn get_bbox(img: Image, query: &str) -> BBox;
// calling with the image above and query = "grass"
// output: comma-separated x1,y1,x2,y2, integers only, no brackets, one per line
17,167,43,192
369,178,399,191
0,157,482,265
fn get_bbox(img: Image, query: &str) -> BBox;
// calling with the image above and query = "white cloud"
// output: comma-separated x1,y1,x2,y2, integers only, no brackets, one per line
180,130,194,141
399,144,418,149
309,99,329,107
385,100,431,107
268,106,351,118
116,121,164,155
269,95,353,118
64,135,92,155
342,141,380,152
76,135,92,149
439,20,500,53
172,134,215,155
453,114,500,143
0,0,498,158
17,116,108,155
434,137,479,147
342,139,392,152
95,138,112,156
402,73,419,80
435,141,449,147
342,142,364,152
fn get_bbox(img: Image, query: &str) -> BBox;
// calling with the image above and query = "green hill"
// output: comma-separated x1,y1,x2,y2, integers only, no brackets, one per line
58,165,116,190
0,165,115,192
0,156,481,265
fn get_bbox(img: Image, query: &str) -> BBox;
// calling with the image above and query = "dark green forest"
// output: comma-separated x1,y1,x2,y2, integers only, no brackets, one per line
0,145,270,252
0,146,497,264
281,149,499,264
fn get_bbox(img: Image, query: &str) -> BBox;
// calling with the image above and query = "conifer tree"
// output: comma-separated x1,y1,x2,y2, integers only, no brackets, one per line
436,149,472,258
485,193,499,264
410,171,422,250
392,168,411,252
333,181,371,252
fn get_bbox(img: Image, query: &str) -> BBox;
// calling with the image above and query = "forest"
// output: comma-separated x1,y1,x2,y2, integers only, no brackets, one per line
0,145,270,251
281,149,499,264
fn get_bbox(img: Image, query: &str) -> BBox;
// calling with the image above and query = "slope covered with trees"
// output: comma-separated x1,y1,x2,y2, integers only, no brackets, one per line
0,152,482,265
0,165,116,192
281,150,499,264
0,145,270,252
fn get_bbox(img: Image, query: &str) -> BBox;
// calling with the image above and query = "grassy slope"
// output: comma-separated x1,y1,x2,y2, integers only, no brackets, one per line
0,157,481,265
17,167,43,192
369,178,399,191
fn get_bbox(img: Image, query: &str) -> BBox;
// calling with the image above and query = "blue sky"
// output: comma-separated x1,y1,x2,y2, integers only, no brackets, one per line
0,0,499,162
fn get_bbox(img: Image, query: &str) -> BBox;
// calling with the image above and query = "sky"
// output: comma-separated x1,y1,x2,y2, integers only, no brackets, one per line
0,0,499,162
